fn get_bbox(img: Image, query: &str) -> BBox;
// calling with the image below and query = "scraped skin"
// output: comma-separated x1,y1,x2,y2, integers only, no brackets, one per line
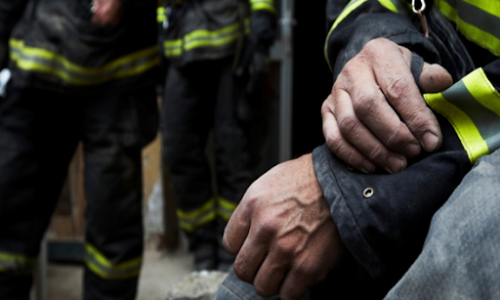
322,38,453,173
91,0,124,26
224,154,346,300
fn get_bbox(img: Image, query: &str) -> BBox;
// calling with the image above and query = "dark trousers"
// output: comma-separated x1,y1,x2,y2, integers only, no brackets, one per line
161,57,256,249
0,83,158,300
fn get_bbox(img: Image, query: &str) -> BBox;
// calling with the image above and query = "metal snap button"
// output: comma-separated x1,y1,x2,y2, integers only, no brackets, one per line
363,187,374,198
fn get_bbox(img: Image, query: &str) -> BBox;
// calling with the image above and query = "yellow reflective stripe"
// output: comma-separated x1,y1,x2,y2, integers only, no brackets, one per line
165,21,247,58
324,0,369,71
435,0,458,20
10,40,159,85
178,210,216,232
0,252,37,265
216,196,237,222
465,69,500,119
217,197,237,212
456,21,500,57
184,32,240,50
84,243,142,280
377,0,398,13
11,52,159,85
157,7,166,23
0,252,37,273
462,0,500,19
164,39,182,57
184,23,241,50
176,197,219,232
422,68,500,164
425,93,488,163
250,0,276,13
435,0,500,56
10,40,158,76
177,197,216,221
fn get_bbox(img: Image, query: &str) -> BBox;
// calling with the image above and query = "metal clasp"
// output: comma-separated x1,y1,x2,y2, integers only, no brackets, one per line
411,0,426,14
412,0,428,38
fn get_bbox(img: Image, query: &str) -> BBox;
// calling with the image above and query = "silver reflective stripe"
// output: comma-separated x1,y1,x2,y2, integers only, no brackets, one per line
441,80,500,151
452,1,500,41
10,47,159,83
84,253,141,279
0,252,37,273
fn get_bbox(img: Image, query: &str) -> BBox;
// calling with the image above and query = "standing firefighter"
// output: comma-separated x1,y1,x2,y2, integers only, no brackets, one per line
0,0,159,299
158,0,276,271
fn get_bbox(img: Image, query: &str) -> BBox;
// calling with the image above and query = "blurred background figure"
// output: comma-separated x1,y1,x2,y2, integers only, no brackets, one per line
158,0,276,271
0,0,158,299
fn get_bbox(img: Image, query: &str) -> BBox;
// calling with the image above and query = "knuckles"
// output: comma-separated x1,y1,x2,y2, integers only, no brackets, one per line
385,76,412,104
233,258,254,283
337,112,359,138
367,144,386,163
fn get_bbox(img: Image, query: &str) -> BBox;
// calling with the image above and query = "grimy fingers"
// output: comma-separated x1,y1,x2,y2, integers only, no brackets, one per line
369,39,442,152
222,194,251,255
231,224,268,284
341,55,422,158
321,97,376,173
332,86,407,173
252,251,287,298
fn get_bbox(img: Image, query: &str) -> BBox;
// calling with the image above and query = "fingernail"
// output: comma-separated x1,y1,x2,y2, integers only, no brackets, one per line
421,132,439,152
405,143,421,157
360,161,375,174
386,156,407,174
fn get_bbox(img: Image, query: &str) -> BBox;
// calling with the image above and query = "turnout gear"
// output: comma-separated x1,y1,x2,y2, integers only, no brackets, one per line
0,0,158,299
159,0,276,270
2,0,158,94
311,0,500,296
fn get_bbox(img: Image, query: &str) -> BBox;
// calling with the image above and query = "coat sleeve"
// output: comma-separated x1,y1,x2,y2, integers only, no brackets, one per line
314,0,500,279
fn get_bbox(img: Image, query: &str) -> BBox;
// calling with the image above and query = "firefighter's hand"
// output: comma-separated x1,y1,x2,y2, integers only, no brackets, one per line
321,38,453,174
91,0,123,26
224,154,345,300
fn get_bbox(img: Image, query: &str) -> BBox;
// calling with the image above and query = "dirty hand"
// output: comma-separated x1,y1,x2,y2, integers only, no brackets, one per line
224,154,345,300
91,0,123,26
322,38,453,174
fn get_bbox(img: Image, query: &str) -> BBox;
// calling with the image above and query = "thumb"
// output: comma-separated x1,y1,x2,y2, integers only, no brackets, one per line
419,62,453,93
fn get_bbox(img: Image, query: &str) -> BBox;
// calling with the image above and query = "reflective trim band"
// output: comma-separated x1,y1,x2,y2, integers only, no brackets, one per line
424,68,500,163
84,243,142,280
324,0,369,71
177,197,217,232
461,69,500,151
435,0,500,56
164,39,183,57
378,0,398,13
250,0,276,13
0,252,37,273
183,23,241,51
157,7,166,23
462,0,500,19
9,39,159,85
216,197,237,222
163,19,249,58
